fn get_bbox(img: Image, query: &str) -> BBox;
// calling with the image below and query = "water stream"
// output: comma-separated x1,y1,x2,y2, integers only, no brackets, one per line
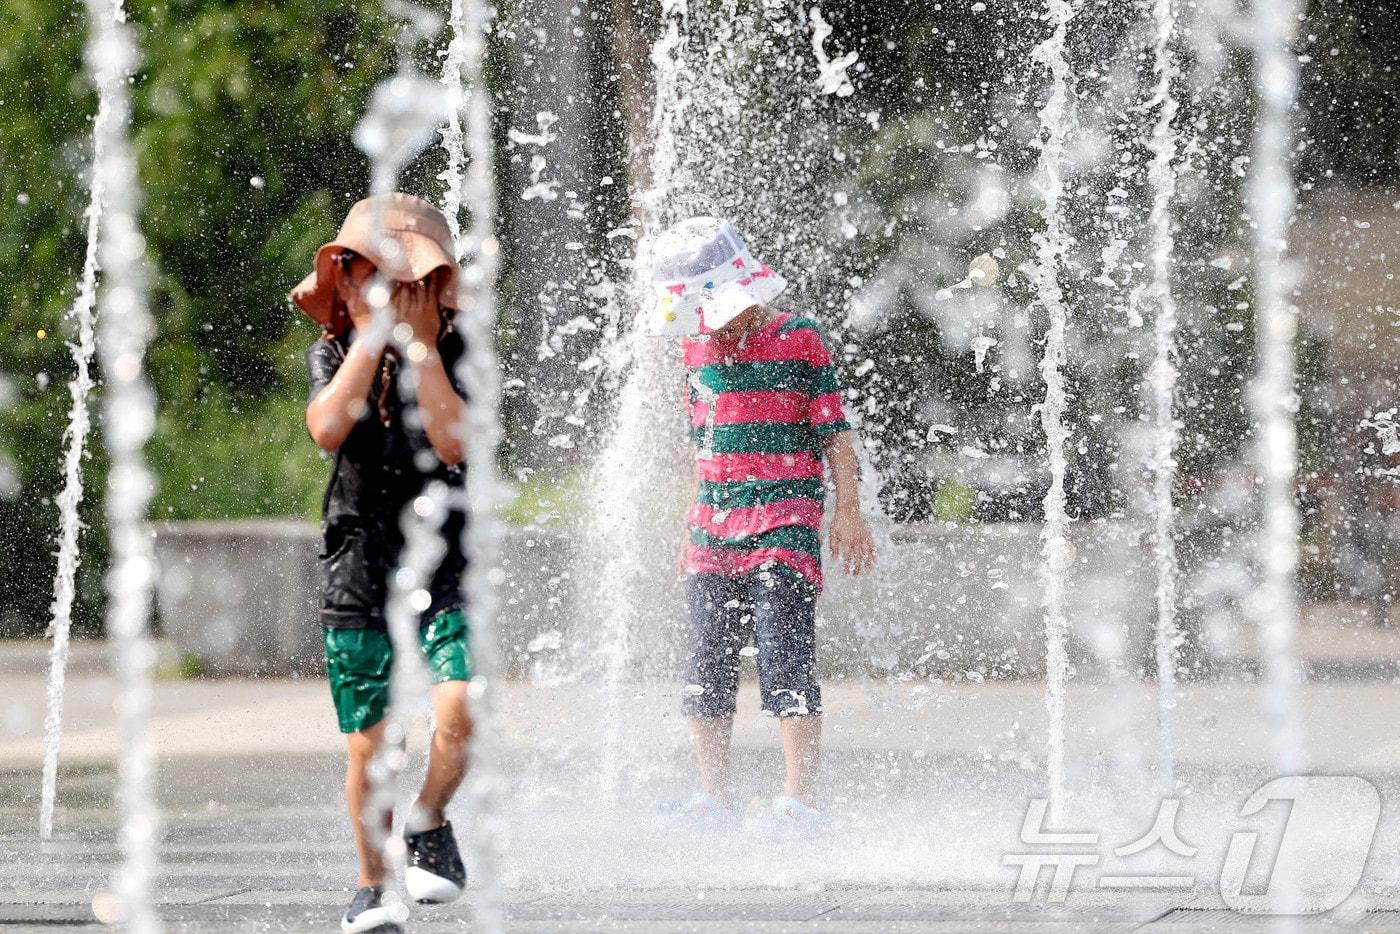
441,0,507,925
1028,0,1079,823
83,0,161,927
1245,0,1306,918
1144,0,1183,793
38,49,110,843
350,13,452,915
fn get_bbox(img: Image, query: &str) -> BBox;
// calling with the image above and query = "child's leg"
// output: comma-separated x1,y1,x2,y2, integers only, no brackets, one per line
410,680,474,830
751,569,822,803
683,574,750,802
345,719,391,887
778,716,821,802
408,609,475,832
688,715,735,800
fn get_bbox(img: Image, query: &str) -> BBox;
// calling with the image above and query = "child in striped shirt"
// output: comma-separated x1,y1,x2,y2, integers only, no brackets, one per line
650,218,876,828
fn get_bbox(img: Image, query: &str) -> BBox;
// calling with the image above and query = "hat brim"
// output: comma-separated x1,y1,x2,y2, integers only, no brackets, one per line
289,230,464,329
650,266,788,336
701,271,787,331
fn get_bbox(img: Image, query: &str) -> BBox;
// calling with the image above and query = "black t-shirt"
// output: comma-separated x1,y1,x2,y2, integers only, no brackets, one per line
306,327,469,630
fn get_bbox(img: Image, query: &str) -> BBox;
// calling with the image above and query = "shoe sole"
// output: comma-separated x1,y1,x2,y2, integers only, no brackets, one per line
404,866,465,904
341,904,403,933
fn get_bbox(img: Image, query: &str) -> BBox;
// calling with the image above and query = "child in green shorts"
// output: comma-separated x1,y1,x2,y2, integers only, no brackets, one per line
292,193,473,933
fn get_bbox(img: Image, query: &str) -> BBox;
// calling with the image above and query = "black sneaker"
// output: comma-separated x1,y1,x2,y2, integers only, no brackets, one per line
341,885,402,933
403,821,467,903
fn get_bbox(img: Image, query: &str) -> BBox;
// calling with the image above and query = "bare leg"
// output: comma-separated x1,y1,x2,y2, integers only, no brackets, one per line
779,714,822,804
345,719,390,887
409,680,474,831
688,715,735,804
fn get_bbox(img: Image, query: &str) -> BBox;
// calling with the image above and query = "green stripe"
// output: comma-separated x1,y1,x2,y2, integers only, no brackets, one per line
814,366,840,397
776,315,823,338
813,418,851,436
692,360,814,394
689,524,822,557
692,421,818,454
698,477,825,508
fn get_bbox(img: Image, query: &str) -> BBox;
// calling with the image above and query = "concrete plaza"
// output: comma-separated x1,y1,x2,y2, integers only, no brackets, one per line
4,640,1400,932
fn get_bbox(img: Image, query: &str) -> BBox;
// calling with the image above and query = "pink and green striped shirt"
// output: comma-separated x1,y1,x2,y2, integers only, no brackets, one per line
682,312,851,590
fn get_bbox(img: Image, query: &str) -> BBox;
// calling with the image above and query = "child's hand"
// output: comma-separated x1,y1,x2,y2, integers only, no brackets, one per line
393,275,444,344
829,508,876,576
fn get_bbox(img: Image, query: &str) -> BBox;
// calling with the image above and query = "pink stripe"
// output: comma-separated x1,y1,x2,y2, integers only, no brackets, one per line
697,451,823,482
750,329,829,366
686,546,823,591
809,391,847,426
682,314,831,367
690,390,810,427
688,498,824,538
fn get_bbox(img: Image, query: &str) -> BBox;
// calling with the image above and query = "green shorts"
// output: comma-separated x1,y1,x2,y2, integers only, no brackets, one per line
323,608,473,734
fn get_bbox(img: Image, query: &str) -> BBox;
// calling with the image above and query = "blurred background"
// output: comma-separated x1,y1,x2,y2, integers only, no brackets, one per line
0,0,1394,663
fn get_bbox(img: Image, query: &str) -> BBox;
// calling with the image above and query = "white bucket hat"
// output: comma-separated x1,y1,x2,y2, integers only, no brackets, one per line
648,217,787,335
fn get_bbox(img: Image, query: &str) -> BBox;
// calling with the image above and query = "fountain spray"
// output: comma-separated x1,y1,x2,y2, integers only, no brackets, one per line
1245,0,1305,797
1144,0,1182,793
83,0,161,927
1242,0,1306,913
441,0,507,926
1029,0,1079,822
350,9,451,916
586,0,694,805
38,54,112,843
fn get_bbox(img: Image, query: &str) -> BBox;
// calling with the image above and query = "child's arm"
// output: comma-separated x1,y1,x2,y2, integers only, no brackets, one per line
409,352,467,465
678,462,700,575
306,337,381,453
398,278,467,466
821,430,876,576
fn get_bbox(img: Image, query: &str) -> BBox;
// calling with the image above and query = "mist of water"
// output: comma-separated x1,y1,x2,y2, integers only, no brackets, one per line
1245,0,1306,789
38,68,111,843
582,0,694,805
84,0,161,927
1028,0,1079,823
1144,0,1183,793
441,0,508,925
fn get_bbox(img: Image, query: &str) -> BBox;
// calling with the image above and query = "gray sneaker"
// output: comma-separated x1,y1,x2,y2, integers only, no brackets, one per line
341,885,402,933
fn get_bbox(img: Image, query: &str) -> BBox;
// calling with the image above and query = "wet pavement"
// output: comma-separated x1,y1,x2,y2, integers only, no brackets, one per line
4,641,1400,931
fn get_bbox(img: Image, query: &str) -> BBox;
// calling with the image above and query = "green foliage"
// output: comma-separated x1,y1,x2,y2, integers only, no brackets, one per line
499,470,584,528
0,0,423,635
932,481,976,525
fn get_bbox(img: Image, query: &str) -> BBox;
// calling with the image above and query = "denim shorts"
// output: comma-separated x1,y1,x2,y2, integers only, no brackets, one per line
684,566,821,718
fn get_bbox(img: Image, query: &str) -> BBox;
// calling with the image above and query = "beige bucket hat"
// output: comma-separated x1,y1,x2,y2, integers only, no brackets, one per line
289,193,463,333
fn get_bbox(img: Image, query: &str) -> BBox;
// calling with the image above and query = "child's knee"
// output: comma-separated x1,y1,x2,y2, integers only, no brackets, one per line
435,707,474,746
345,733,378,761
345,724,385,764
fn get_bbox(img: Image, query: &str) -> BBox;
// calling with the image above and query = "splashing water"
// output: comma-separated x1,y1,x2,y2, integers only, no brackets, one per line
1144,0,1183,793
581,0,694,805
808,7,858,98
351,7,453,908
441,0,508,926
84,0,161,927
571,0,874,811
38,66,111,843
1246,0,1306,830
1028,0,1079,823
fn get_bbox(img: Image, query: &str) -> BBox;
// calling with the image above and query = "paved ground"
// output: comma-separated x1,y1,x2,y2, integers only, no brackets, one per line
4,640,1400,931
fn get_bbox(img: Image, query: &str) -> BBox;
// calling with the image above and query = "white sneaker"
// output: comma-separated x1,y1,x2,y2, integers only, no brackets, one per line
655,791,738,828
743,794,827,834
